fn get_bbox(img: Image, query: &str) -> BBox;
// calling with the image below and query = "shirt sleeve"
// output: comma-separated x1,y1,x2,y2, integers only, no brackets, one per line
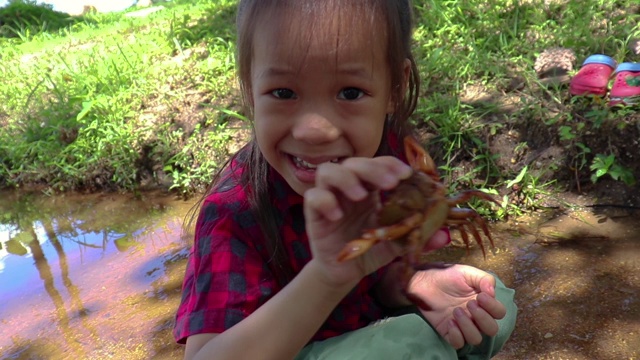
173,195,277,344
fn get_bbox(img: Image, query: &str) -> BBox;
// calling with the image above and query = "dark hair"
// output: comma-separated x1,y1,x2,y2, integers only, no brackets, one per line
187,0,420,287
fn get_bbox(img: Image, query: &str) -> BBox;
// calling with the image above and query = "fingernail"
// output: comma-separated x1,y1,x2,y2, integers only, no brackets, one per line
399,163,413,179
381,174,398,188
454,308,465,319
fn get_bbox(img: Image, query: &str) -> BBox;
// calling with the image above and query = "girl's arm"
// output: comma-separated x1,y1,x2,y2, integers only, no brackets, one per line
186,156,413,360
185,259,357,360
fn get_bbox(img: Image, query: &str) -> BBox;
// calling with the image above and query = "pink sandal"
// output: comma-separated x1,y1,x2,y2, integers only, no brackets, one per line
609,62,640,106
569,54,617,97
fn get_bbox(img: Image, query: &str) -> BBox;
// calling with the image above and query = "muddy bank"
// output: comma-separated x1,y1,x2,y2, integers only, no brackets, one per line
1,189,639,359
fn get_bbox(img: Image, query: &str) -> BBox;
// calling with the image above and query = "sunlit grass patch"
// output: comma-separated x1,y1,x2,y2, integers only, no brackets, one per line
0,0,239,193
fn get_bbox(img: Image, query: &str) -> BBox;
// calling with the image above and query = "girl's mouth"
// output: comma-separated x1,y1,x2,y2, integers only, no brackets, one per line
291,156,340,170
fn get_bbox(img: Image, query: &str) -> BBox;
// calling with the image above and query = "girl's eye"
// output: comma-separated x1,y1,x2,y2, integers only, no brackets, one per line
271,88,297,99
338,87,365,100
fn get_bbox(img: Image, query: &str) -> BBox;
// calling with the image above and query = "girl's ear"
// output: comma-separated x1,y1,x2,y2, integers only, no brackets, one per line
387,58,413,113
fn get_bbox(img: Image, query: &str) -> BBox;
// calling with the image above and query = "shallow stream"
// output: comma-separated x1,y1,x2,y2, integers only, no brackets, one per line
0,191,191,359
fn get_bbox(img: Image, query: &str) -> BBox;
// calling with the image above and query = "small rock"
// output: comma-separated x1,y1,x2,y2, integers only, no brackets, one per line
544,332,554,339
534,47,576,86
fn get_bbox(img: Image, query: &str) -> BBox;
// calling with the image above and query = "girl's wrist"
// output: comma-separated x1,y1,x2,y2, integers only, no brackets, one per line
304,259,360,297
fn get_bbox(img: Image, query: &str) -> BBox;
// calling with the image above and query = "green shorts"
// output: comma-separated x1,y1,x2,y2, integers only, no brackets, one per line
295,275,517,360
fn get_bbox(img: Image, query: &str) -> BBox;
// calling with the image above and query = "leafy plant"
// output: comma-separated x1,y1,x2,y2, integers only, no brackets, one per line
163,123,232,196
590,154,636,186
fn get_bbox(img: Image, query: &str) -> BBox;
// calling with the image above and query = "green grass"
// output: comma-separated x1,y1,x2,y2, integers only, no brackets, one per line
0,0,237,195
411,0,640,217
1,0,639,215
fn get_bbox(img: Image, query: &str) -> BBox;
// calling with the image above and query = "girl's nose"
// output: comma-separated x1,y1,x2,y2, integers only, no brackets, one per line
291,112,340,145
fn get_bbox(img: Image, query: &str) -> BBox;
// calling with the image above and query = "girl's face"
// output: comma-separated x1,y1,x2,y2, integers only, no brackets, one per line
251,14,396,196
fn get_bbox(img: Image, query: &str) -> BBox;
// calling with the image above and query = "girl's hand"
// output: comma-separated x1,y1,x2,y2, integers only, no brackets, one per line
303,156,413,289
407,265,507,349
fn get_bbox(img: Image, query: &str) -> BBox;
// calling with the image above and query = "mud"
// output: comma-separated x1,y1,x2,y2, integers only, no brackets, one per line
434,201,640,359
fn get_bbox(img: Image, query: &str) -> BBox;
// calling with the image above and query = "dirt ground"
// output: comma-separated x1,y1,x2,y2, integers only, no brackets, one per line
438,84,640,359
436,203,640,360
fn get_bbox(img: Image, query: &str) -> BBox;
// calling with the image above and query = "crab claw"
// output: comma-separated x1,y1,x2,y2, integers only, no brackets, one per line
404,136,439,180
337,239,378,262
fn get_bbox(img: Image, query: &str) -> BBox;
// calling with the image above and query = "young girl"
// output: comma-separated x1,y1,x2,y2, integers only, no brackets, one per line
174,0,517,359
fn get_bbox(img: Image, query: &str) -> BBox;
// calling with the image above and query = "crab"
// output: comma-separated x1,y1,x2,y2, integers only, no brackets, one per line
337,136,500,268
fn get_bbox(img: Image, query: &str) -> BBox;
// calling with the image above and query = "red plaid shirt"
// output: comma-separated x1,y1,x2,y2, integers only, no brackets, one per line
173,151,388,344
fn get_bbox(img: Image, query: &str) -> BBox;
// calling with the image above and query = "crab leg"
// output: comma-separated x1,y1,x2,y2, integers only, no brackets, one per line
337,213,423,262
447,190,501,208
362,213,423,240
448,208,495,247
448,208,496,258
453,221,488,258
336,239,381,262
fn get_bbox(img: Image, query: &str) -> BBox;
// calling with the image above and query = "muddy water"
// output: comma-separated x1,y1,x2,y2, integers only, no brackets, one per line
0,191,639,359
0,190,193,359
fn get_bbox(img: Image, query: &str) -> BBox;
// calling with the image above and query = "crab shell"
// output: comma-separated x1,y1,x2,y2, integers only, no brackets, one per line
336,136,498,263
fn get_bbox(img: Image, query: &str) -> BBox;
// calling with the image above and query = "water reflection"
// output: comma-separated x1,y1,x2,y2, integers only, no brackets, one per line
0,190,192,359
1,193,161,307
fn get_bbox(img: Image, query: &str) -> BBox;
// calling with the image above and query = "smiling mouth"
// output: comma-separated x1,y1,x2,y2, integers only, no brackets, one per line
291,156,340,170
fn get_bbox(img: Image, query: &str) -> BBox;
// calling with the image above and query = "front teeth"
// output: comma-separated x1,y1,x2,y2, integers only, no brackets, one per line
293,157,339,169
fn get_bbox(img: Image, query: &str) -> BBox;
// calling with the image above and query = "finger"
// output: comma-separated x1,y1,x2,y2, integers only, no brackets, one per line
477,292,507,320
303,187,343,222
314,163,369,202
479,275,497,297
422,228,451,252
461,266,497,295
453,307,483,345
314,157,412,203
467,299,499,337
338,157,413,189
444,320,465,349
